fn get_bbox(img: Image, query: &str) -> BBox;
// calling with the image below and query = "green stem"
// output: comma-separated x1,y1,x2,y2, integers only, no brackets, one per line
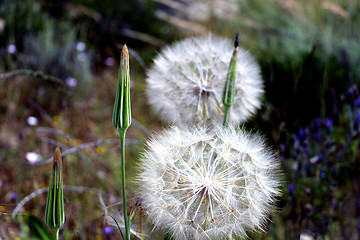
119,129,130,240
53,228,59,240
223,106,230,127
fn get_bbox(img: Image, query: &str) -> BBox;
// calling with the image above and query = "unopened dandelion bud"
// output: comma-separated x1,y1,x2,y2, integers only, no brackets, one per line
45,147,65,231
113,44,132,131
222,33,239,109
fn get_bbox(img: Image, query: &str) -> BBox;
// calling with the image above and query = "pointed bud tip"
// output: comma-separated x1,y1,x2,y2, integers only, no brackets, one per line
54,147,62,165
121,44,129,61
234,33,239,48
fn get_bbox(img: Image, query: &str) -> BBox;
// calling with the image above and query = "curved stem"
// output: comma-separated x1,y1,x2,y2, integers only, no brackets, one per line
119,129,130,240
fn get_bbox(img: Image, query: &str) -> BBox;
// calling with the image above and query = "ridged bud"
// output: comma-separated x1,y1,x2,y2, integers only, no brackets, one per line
113,45,132,130
45,147,65,230
222,33,239,108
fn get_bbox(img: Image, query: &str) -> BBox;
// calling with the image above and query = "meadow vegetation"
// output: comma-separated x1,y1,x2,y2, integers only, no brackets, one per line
0,0,359,239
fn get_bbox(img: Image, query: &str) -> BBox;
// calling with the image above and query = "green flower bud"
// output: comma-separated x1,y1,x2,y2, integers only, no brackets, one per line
222,33,239,126
45,147,65,231
113,45,132,131
222,33,239,108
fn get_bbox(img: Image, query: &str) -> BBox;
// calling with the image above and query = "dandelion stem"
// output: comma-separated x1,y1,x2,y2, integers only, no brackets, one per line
113,44,131,239
223,106,230,127
119,129,130,240
53,229,59,240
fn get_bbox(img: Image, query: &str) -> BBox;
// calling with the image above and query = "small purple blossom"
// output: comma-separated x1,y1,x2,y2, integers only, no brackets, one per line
320,169,325,178
355,97,360,108
347,85,358,98
7,44,17,54
315,132,322,142
354,113,360,130
288,184,295,195
105,57,115,66
27,116,39,126
279,143,286,153
304,146,310,157
326,118,332,134
310,155,319,164
65,77,78,88
104,226,112,235
76,42,86,51
346,85,359,108
11,192,18,201
298,129,306,143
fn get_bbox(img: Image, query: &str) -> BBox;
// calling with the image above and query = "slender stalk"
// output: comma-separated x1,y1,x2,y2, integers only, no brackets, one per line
119,129,130,240
53,229,59,240
113,44,131,239
223,106,230,127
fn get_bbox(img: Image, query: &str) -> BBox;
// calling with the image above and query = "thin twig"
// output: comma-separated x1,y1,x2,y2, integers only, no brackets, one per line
119,29,165,47
11,185,108,218
29,100,54,124
36,138,141,164
0,69,72,95
40,137,69,149
155,11,208,34
37,127,73,138
154,0,187,13
39,137,94,167
131,118,151,137
117,44,147,69
11,188,48,218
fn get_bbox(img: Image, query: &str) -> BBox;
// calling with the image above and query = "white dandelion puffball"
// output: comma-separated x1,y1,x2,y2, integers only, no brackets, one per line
146,35,263,125
138,125,281,240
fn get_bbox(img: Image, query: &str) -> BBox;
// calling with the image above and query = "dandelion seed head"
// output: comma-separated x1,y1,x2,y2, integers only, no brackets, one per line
138,125,281,240
146,35,263,125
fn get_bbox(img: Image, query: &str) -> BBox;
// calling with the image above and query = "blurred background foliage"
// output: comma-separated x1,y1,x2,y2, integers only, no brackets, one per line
0,0,359,239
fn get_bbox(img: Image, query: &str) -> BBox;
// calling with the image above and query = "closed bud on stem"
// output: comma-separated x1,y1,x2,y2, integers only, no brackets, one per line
222,33,239,126
113,44,132,131
222,33,239,108
45,147,65,232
